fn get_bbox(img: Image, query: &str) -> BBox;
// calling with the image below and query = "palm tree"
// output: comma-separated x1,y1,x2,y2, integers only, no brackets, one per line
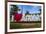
25,11,29,16
10,5,19,20
10,5,19,15
26,11,29,14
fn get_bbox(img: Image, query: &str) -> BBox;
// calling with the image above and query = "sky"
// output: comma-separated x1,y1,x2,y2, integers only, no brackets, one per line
17,5,41,14
10,5,41,20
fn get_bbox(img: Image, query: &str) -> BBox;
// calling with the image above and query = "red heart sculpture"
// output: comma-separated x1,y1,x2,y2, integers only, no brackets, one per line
14,13,22,22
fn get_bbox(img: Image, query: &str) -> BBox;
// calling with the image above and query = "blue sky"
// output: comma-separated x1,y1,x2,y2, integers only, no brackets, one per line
17,5,41,14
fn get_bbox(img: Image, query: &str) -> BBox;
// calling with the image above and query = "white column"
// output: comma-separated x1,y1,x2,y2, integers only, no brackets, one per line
20,14,25,21
11,15,14,22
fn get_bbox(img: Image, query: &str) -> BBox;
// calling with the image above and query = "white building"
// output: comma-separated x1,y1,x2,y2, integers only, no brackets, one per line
20,14,41,21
